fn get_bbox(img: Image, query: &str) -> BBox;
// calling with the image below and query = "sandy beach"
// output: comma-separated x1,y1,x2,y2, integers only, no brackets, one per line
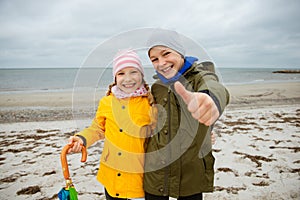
0,82,299,199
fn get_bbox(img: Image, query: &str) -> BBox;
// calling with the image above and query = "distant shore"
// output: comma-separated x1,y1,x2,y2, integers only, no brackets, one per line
272,69,300,73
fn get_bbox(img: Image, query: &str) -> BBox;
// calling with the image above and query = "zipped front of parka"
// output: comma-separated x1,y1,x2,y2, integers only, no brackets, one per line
162,85,172,196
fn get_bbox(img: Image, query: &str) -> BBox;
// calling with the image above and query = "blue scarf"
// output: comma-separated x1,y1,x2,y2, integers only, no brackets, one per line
156,56,198,84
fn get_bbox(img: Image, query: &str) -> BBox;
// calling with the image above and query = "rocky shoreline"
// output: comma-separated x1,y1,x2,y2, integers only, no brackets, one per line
272,69,300,73
0,108,94,123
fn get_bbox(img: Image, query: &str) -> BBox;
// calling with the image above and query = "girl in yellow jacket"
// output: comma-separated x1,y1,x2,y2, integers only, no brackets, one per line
67,49,155,200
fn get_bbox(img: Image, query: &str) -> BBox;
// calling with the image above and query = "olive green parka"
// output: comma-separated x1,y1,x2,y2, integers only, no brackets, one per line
144,61,230,198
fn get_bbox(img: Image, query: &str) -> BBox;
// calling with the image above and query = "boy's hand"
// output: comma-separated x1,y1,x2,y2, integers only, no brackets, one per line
67,136,84,154
174,81,219,126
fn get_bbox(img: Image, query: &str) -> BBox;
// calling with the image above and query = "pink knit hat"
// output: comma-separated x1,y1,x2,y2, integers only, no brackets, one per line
113,49,144,80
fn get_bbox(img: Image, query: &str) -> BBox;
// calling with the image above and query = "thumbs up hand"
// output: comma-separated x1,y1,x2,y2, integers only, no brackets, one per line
174,81,219,126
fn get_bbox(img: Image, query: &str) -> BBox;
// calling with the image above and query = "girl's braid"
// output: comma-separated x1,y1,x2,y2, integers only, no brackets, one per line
144,82,154,106
106,82,116,96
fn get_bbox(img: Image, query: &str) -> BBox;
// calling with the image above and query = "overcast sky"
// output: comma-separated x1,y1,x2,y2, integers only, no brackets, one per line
0,0,299,68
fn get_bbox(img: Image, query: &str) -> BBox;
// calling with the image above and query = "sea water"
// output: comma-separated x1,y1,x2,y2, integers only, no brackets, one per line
0,67,299,93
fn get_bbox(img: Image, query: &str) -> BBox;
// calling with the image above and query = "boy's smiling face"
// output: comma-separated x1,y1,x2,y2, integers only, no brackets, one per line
149,46,184,79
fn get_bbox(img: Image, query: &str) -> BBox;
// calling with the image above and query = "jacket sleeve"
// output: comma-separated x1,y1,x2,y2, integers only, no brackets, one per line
76,118,105,148
76,99,106,148
196,62,230,115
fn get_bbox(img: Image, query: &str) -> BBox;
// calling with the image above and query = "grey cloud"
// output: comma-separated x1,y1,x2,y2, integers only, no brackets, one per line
0,0,299,68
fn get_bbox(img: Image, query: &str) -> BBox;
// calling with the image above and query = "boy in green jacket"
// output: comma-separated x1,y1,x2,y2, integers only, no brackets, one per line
144,29,230,200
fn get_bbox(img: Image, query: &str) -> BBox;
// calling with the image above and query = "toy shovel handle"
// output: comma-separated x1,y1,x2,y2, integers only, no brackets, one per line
60,143,87,180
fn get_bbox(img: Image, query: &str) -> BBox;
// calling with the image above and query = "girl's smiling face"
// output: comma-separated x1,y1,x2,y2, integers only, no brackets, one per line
115,67,143,94
149,46,184,79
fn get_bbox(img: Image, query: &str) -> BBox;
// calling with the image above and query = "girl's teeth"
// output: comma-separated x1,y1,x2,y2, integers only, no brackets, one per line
124,84,134,88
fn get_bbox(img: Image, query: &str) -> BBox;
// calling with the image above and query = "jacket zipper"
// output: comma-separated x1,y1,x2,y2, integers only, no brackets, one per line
163,85,172,195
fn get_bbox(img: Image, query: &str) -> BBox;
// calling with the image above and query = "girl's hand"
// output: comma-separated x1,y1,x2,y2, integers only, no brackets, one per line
211,131,216,145
67,136,84,154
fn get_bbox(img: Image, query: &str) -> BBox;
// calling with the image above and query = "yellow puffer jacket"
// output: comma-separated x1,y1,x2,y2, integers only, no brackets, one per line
77,94,151,199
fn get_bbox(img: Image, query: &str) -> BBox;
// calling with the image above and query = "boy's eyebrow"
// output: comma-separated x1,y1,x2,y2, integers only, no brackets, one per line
149,48,168,59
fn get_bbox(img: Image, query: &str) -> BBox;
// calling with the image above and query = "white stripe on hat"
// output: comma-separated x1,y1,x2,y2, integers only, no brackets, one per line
113,49,144,79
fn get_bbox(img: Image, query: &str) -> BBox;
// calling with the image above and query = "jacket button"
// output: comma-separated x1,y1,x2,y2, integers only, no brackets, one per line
116,193,119,196
122,105,125,109
161,160,166,165
163,98,167,102
118,152,122,156
119,128,123,132
163,130,168,135
117,173,121,176
159,188,164,192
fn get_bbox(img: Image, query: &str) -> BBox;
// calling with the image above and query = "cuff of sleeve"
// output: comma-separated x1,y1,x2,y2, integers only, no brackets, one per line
76,135,87,147
200,90,222,116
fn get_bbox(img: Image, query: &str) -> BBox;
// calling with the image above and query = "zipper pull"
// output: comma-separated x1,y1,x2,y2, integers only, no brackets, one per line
168,85,171,93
